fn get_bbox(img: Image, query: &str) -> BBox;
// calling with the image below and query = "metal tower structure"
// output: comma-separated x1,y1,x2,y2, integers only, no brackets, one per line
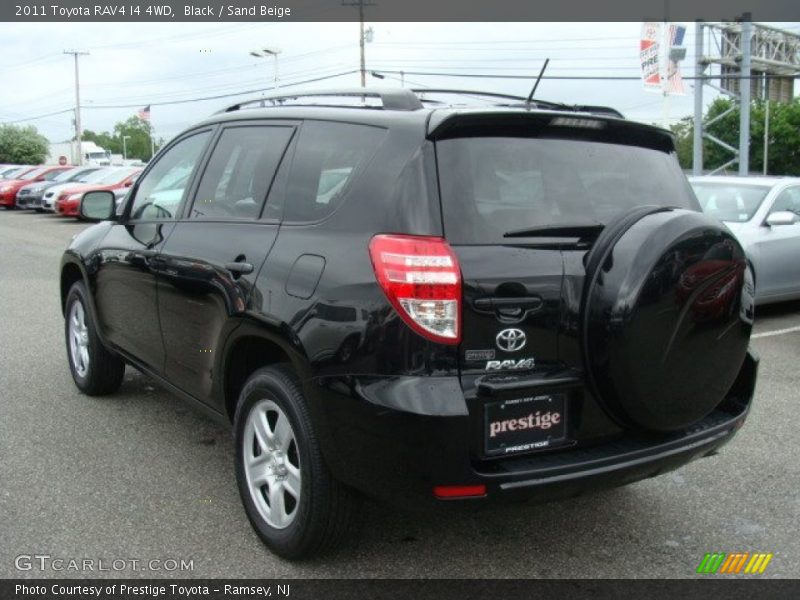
692,17,800,176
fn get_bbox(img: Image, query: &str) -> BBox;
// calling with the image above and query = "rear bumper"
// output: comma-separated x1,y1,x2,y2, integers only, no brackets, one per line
308,349,758,509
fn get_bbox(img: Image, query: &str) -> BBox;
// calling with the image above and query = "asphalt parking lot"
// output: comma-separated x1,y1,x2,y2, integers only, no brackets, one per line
1,210,798,579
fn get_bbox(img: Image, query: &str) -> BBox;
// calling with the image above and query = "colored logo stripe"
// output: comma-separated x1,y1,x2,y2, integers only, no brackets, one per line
697,553,726,574
745,553,773,574
697,553,773,574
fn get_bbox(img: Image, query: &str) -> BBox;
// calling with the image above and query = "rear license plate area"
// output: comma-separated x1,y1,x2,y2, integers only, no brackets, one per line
484,393,567,456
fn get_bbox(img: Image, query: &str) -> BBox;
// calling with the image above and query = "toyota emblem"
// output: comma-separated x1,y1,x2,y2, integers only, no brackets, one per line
496,328,526,352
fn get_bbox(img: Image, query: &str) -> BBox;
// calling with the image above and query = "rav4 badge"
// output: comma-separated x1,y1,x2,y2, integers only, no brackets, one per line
485,358,536,371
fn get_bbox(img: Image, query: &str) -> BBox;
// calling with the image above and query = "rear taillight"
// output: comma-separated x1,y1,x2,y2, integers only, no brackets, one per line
369,234,461,345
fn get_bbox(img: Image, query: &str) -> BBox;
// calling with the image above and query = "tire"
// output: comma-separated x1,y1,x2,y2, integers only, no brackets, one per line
234,365,359,559
581,208,750,431
64,281,125,396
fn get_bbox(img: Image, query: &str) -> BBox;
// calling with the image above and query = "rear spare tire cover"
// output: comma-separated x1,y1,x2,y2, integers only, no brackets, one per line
582,207,752,432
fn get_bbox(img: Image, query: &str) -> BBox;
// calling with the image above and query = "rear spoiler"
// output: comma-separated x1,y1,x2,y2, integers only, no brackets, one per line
427,109,674,154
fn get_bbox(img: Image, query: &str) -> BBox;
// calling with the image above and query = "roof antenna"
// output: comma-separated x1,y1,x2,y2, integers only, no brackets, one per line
526,58,550,105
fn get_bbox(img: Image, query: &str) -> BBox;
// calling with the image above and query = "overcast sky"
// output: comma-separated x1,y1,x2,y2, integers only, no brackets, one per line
1,21,797,144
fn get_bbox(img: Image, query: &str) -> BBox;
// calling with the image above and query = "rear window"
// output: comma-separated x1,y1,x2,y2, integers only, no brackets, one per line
283,121,384,223
20,167,47,180
437,136,696,244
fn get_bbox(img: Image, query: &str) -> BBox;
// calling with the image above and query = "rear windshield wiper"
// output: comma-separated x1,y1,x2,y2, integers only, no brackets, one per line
503,223,605,239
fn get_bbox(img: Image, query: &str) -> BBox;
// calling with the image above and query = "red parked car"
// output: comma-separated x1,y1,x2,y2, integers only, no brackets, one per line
54,167,141,218
0,165,73,209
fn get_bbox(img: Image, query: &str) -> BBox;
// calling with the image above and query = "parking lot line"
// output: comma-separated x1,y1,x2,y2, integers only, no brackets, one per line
752,324,800,339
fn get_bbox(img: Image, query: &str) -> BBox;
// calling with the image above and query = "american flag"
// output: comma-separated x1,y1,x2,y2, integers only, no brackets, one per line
665,24,687,95
137,105,151,122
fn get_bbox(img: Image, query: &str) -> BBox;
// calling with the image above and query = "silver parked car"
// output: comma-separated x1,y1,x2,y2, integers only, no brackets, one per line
690,175,800,305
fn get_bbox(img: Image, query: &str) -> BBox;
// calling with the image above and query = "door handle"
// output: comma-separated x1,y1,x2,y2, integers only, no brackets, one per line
225,261,254,275
473,297,543,311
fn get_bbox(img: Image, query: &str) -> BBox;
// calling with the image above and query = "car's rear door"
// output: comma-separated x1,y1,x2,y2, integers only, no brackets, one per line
93,129,213,370
755,185,800,299
433,114,698,457
155,121,296,407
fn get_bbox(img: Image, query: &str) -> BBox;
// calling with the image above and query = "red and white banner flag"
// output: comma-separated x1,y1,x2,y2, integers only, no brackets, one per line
640,22,663,92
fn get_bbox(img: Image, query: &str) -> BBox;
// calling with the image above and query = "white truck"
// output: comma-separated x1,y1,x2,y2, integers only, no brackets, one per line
47,141,111,166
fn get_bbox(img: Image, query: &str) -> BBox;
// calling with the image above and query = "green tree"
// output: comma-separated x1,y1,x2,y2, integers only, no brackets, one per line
670,97,800,175
0,124,49,164
669,117,694,169
113,116,156,161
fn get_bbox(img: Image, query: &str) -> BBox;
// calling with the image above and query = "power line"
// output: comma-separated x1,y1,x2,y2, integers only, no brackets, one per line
1,69,359,124
2,108,75,124
370,69,800,81
82,70,360,109
85,64,358,107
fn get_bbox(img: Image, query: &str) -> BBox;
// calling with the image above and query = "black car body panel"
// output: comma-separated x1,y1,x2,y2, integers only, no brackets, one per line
61,91,758,510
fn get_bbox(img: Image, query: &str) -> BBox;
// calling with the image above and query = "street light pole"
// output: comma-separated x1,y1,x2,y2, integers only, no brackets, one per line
122,135,131,161
64,49,89,166
250,48,281,91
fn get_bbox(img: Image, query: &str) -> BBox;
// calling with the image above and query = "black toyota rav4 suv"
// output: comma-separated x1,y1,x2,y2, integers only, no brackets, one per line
61,89,758,559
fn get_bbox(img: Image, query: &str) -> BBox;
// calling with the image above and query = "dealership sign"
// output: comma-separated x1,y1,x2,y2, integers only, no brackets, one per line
640,22,663,91
641,21,687,95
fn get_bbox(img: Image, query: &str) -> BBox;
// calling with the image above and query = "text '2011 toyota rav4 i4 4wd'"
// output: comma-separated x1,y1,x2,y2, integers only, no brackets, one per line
61,89,758,559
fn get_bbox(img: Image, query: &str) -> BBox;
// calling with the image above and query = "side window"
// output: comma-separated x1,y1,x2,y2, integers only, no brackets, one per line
283,121,385,222
129,131,211,221
190,125,294,220
770,187,800,217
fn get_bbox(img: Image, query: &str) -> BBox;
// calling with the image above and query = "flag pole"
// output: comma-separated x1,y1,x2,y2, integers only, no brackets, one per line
150,107,155,159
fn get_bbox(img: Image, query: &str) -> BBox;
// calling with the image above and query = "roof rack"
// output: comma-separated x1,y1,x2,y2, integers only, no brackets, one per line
216,87,624,119
218,88,424,113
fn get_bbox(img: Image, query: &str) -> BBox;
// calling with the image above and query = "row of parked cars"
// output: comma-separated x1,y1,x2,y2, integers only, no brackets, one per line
0,163,141,218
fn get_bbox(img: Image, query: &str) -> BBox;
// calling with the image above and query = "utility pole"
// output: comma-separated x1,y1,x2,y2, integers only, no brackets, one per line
343,0,375,87
763,73,770,175
692,21,704,175
64,49,89,166
738,14,752,176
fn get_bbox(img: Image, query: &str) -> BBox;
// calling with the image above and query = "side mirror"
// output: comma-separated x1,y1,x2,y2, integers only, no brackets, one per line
80,190,117,221
765,210,797,227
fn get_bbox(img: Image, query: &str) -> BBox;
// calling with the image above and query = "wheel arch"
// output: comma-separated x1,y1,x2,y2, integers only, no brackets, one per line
219,320,310,423
60,255,89,315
